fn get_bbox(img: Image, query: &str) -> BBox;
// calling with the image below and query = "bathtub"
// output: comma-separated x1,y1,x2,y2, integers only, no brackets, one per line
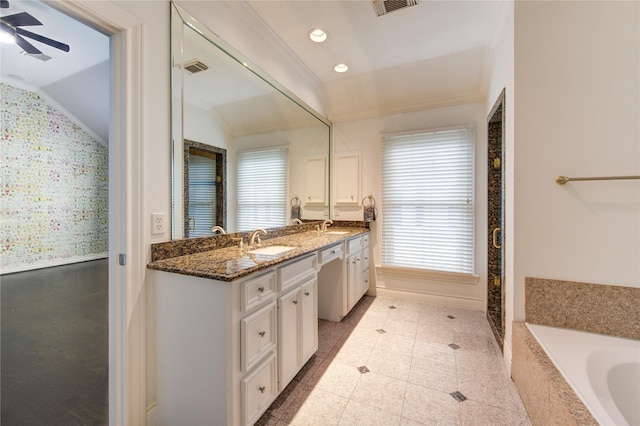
526,323,640,426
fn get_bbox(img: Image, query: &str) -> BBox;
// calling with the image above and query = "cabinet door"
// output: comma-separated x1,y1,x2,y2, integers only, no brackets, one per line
335,152,360,205
304,155,327,205
300,278,318,364
346,253,360,312
278,289,300,391
361,267,369,298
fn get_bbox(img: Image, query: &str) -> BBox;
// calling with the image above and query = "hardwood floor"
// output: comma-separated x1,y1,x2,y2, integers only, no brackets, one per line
1,259,108,425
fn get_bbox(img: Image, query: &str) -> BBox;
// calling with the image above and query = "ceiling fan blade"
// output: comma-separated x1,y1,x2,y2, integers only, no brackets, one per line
0,0,10,9
1,12,42,27
16,27,70,52
14,33,41,54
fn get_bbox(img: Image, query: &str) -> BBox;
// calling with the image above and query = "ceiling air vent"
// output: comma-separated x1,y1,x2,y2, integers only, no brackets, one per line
372,0,420,17
179,59,209,75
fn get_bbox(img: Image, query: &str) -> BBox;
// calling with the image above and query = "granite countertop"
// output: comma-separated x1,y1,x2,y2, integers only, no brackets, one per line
147,228,368,282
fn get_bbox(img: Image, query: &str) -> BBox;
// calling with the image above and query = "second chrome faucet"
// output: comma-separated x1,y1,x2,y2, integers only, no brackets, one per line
249,228,267,247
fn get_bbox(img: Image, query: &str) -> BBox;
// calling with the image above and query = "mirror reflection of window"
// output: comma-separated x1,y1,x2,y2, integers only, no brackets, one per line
188,150,217,238
183,141,227,238
236,147,288,231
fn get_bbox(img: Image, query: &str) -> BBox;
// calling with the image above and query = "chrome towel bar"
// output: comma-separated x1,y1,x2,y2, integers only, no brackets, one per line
555,175,640,185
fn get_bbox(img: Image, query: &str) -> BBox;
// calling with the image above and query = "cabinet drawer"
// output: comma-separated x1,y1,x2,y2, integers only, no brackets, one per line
346,236,362,255
241,302,276,372
279,254,317,292
241,271,276,313
318,243,343,265
241,352,277,426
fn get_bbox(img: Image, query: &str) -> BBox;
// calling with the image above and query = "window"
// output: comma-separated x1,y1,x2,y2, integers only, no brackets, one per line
188,152,217,238
236,147,288,231
380,125,474,275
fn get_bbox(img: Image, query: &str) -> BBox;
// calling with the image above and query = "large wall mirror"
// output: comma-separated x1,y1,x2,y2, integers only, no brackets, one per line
171,3,331,239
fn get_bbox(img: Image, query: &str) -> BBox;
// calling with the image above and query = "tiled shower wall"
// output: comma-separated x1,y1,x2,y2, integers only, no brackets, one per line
1,83,108,273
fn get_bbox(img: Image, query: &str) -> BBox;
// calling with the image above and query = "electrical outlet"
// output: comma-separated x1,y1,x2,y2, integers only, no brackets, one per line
323,209,328,216
334,208,340,216
151,213,165,235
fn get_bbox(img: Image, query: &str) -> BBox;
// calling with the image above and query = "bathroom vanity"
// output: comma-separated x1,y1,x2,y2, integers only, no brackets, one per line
148,227,370,425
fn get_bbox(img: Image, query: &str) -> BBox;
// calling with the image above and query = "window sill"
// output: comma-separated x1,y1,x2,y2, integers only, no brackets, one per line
376,266,479,285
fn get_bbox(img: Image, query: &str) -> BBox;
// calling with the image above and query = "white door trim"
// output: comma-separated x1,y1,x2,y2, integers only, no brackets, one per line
43,2,145,425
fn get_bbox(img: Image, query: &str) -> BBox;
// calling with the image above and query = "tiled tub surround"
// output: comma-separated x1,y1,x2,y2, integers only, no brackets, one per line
257,296,531,425
512,322,597,426
148,223,368,281
512,278,640,426
525,277,640,340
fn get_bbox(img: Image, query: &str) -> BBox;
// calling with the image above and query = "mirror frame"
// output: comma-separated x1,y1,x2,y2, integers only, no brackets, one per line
170,2,332,239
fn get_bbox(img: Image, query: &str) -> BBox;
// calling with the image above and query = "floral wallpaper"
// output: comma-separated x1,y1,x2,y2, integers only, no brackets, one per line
1,83,108,272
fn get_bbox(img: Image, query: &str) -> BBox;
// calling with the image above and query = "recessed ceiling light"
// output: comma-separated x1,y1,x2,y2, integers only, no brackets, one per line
308,28,328,43
334,64,349,73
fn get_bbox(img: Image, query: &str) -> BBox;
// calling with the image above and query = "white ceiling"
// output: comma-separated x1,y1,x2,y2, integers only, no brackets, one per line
1,0,507,137
244,0,506,121
0,0,110,142
0,0,109,87
247,0,503,83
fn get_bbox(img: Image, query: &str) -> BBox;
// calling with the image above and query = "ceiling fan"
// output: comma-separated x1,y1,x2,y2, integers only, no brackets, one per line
0,0,70,57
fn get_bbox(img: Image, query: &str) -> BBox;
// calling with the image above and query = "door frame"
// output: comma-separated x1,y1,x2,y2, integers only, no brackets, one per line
44,1,145,424
487,88,506,348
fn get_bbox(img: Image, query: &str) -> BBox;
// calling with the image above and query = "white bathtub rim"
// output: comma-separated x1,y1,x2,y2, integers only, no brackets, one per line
526,323,640,426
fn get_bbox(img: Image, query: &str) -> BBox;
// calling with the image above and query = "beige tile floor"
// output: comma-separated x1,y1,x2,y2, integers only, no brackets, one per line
257,296,531,426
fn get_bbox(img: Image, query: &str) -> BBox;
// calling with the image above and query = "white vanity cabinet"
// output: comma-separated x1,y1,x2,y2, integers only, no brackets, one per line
346,234,370,312
317,234,370,321
278,273,318,391
154,254,318,426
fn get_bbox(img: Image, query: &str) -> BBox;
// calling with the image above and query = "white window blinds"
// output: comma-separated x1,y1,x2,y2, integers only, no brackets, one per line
236,147,288,231
188,153,216,238
380,126,474,275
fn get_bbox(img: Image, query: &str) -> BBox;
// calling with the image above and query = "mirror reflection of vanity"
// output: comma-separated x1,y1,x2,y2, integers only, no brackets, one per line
171,3,331,239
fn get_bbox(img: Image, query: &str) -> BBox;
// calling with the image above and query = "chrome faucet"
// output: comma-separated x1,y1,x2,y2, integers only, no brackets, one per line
292,218,303,225
211,226,226,235
321,219,334,232
249,228,267,247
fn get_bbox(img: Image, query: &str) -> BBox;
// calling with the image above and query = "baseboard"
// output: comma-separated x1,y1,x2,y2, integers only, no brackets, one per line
503,337,513,376
1,253,108,275
146,402,158,426
374,287,484,311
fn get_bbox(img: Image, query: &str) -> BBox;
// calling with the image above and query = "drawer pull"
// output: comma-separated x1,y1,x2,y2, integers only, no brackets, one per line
258,286,265,293
258,386,266,394
293,300,298,305
304,291,310,296
258,331,266,337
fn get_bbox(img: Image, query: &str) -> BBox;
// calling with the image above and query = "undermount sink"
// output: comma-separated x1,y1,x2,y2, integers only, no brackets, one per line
247,245,297,256
325,231,349,235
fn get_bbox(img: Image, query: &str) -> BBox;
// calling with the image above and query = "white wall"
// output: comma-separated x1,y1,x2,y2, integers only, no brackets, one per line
485,1,516,366
332,102,488,308
511,0,639,353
